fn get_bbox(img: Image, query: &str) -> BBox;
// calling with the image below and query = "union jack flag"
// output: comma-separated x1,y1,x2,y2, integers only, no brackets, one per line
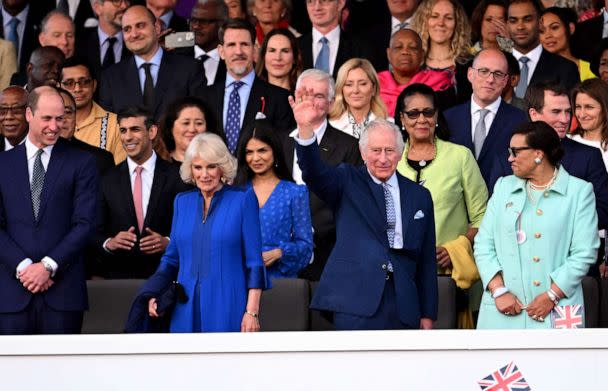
478,361,531,391
552,304,584,329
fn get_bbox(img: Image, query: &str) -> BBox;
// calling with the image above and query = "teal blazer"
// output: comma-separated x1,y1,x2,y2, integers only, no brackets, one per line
474,168,599,329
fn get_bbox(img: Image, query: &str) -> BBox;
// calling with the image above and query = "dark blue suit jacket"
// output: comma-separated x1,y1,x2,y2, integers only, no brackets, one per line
444,100,527,187
0,138,98,313
489,137,608,229
297,141,437,328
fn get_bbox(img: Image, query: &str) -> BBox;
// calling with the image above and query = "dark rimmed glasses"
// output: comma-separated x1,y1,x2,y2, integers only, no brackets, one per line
402,108,437,120
472,67,508,80
508,146,533,158
0,105,26,117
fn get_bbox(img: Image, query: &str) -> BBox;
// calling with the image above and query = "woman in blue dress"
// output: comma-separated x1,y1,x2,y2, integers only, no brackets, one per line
147,133,266,332
235,120,313,280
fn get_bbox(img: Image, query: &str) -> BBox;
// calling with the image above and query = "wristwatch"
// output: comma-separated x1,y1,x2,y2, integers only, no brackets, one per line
41,259,54,276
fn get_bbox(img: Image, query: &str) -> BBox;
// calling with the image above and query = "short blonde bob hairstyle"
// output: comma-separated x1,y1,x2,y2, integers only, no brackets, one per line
180,133,237,184
329,58,387,120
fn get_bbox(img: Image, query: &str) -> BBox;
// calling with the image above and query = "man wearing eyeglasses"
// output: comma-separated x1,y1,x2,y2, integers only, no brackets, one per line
76,0,132,81
175,0,227,86
0,86,28,151
444,48,527,187
61,57,126,163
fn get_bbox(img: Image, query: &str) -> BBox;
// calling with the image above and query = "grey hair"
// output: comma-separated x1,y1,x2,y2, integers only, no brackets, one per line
40,10,75,33
180,133,237,184
295,69,336,101
359,119,405,155
196,0,229,21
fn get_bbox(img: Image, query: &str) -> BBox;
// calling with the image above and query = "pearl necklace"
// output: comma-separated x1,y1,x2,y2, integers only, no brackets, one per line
526,167,558,204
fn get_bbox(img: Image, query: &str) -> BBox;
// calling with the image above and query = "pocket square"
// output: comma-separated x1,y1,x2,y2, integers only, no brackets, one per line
414,210,425,219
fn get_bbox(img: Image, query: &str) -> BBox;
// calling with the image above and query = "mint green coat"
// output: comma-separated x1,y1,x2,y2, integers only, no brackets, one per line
475,168,599,329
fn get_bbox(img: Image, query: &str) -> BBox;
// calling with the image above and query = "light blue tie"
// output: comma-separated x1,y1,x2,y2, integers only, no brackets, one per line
515,56,530,99
225,80,244,154
315,36,330,73
7,17,20,57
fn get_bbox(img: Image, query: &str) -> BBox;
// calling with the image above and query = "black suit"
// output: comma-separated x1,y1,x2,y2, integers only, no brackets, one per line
67,137,115,175
282,123,362,281
0,3,53,72
98,51,204,120
528,49,580,93
75,28,132,82
299,29,372,79
571,15,603,62
197,75,295,146
94,157,191,278
367,15,393,72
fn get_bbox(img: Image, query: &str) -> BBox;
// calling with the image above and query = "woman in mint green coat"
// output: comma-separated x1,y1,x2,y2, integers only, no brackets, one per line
475,122,599,329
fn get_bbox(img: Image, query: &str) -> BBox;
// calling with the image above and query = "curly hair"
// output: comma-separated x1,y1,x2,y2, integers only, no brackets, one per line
410,0,472,65
328,58,387,120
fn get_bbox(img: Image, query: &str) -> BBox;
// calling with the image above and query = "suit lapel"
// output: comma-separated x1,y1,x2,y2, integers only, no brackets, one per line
127,57,143,103
119,162,139,233
143,159,167,228
90,30,101,68
37,141,67,222
530,50,548,85
318,130,334,162
334,30,349,78
14,145,33,221
215,81,226,131
153,55,172,114
243,77,263,129
362,166,389,246
300,34,313,70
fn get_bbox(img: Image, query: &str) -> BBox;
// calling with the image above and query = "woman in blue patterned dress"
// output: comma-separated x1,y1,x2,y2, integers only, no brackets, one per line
235,120,313,279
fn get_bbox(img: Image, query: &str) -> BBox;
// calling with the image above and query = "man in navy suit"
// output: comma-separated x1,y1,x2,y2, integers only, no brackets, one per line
489,81,608,275
444,48,527,187
0,86,97,334
291,89,437,330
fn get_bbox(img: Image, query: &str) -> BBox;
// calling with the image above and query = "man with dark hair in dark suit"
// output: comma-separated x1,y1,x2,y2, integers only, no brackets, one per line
23,46,65,91
95,106,190,278
98,5,204,120
197,18,294,155
0,86,28,151
76,0,132,81
507,0,579,99
0,86,98,334
282,69,362,281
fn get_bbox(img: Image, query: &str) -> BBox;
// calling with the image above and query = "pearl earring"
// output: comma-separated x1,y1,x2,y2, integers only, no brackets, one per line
534,157,542,164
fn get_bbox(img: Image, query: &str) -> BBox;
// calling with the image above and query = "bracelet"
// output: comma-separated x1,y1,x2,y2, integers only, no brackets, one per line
547,288,560,306
245,311,258,318
491,286,509,299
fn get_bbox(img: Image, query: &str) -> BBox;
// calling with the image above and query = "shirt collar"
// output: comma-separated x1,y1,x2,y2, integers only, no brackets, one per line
134,47,163,69
512,43,542,63
289,119,328,142
97,26,123,46
312,25,340,43
369,170,398,186
391,15,412,31
225,69,255,87
127,151,157,174
194,45,219,60
25,135,53,160
603,8,608,23
471,96,501,113
2,4,28,27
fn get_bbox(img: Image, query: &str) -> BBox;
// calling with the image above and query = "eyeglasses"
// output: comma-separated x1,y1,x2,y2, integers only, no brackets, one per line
0,105,26,117
402,108,437,120
472,67,508,80
306,0,337,5
189,17,219,26
106,0,130,6
508,146,533,158
61,78,93,90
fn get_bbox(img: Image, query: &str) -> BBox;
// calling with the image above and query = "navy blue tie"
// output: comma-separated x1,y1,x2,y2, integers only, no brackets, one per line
225,81,244,154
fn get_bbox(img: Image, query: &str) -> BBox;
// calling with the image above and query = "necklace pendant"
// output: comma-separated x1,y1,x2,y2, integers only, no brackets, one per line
419,160,427,167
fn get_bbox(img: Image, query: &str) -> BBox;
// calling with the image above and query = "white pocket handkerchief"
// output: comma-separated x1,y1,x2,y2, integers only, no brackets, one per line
414,210,425,220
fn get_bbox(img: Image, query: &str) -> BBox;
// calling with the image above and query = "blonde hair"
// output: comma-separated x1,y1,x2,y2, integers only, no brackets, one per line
410,0,472,65
329,58,387,120
180,133,237,184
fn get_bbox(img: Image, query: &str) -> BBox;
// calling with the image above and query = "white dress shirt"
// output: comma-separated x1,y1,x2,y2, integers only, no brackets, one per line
512,44,543,84
98,26,124,64
4,135,26,151
194,45,220,85
470,96,501,141
290,120,328,184
16,137,58,277
391,15,413,33
312,25,340,75
126,151,157,220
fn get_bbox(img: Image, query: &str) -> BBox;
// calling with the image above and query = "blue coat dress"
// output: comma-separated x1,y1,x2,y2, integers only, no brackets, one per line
157,187,266,333
474,169,599,329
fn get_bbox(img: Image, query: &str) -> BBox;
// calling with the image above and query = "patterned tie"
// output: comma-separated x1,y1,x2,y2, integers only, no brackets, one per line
315,36,330,73
395,21,409,32
133,166,144,232
225,80,244,154
515,56,530,99
102,37,117,68
382,182,396,247
474,109,489,159
141,63,155,111
7,17,20,57
198,54,210,86
31,149,45,221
